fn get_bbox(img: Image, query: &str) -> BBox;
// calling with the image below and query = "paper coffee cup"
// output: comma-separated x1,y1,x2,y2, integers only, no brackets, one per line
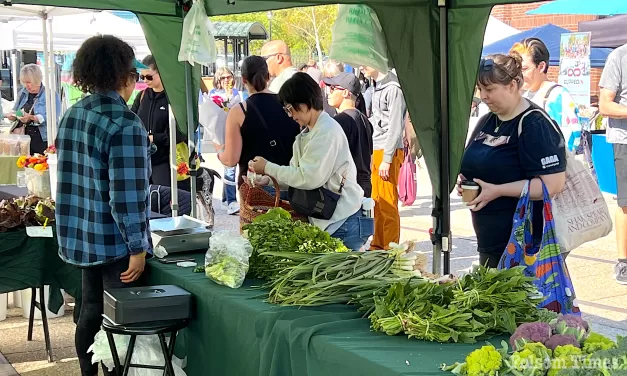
461,181,480,205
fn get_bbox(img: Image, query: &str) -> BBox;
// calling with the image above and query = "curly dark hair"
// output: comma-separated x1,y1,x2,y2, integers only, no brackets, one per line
72,35,136,94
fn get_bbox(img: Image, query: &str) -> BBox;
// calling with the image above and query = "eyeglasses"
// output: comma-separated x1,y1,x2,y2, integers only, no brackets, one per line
262,53,280,61
480,58,516,80
220,75,233,80
283,104,294,117
140,74,154,81
130,71,140,82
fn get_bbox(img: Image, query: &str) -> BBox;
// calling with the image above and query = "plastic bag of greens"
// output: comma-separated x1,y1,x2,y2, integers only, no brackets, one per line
205,231,252,288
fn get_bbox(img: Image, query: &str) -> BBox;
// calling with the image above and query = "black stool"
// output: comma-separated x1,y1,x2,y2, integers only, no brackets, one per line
27,286,53,362
102,318,188,376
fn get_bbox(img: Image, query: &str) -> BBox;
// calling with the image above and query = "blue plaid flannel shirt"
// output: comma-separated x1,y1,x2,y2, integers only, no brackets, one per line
56,91,153,267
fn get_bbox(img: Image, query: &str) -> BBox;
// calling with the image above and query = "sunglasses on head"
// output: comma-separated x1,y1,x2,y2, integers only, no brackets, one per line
480,58,516,80
140,74,154,81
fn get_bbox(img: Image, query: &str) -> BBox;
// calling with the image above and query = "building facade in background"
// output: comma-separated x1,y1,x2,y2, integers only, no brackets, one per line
491,2,602,100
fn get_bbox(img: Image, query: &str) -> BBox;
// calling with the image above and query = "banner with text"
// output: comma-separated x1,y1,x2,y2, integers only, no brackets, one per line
558,32,591,106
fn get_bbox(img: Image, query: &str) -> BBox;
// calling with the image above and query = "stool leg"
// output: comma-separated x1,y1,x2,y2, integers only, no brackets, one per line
122,335,136,376
158,334,175,376
38,287,53,362
27,288,36,341
165,331,178,374
105,331,122,372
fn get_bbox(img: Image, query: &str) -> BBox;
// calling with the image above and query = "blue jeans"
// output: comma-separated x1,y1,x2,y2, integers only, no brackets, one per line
331,210,374,251
262,185,290,201
222,167,237,204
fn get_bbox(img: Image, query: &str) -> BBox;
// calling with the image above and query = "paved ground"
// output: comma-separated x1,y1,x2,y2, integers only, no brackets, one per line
0,151,625,375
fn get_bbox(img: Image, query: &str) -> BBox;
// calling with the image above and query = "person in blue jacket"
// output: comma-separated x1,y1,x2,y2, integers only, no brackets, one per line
6,64,61,154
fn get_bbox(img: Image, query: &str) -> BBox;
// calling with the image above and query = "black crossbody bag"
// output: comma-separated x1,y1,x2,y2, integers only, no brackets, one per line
246,99,344,220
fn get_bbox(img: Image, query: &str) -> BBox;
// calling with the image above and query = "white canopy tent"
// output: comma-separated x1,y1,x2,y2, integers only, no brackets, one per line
0,5,149,143
4,12,150,56
483,16,519,46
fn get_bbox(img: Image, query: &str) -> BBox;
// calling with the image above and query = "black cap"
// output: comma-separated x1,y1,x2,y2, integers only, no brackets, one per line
323,73,361,96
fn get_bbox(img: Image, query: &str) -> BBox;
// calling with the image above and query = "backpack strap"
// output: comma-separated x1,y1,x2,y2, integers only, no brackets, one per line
540,84,562,109
518,108,564,141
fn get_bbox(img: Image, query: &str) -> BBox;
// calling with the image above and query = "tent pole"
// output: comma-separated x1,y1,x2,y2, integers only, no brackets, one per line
181,7,197,218
169,105,179,217
185,62,198,218
11,51,18,103
438,0,452,275
41,15,53,149
48,17,56,145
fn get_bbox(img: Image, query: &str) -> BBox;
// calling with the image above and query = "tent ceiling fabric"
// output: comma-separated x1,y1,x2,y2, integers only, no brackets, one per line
578,15,627,49
212,21,268,40
9,0,539,197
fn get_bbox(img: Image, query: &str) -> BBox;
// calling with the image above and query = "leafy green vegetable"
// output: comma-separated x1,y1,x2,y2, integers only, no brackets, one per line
206,256,246,288
244,208,348,280
193,266,205,273
367,265,543,344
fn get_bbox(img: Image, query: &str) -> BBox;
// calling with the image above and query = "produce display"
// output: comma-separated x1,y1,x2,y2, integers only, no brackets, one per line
244,208,349,280
261,243,421,306
442,315,627,375
360,266,545,344
0,195,55,232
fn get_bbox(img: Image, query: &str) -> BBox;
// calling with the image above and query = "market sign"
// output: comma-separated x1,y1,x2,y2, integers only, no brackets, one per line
558,32,591,106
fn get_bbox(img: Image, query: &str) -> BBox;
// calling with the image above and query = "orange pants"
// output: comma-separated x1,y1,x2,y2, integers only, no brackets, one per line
370,149,404,250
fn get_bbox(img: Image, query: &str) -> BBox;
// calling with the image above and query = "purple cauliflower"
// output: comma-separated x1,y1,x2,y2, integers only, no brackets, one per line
544,334,580,351
553,315,589,342
510,322,552,351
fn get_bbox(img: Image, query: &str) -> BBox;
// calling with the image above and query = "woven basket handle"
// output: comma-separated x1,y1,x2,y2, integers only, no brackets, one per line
243,174,281,207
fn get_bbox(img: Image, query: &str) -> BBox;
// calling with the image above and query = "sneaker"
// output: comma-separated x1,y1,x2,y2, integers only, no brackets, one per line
616,261,627,285
227,202,240,215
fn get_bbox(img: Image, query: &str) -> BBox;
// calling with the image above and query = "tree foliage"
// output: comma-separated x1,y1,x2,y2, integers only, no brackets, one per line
210,5,338,62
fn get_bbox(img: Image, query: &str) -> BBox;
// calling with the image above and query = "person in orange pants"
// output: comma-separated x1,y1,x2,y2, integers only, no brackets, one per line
361,66,407,250
371,149,404,249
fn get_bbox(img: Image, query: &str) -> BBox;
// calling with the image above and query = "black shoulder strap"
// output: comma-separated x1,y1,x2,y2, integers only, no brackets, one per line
238,102,246,114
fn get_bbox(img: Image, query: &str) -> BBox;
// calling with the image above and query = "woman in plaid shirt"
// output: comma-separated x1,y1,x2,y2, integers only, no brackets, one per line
55,35,151,376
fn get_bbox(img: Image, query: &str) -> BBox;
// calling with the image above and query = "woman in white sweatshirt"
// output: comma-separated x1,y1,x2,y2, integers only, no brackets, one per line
249,72,374,251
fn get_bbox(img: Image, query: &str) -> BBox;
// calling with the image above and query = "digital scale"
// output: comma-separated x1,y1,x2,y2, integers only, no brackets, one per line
150,215,212,254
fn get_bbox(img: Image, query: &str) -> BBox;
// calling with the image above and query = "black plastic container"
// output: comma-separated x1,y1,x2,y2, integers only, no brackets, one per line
103,285,192,325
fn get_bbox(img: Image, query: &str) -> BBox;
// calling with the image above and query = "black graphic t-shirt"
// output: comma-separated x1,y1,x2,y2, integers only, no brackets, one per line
460,102,566,255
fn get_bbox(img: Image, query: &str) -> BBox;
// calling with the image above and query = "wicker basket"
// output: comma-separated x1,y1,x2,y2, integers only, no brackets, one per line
239,175,306,231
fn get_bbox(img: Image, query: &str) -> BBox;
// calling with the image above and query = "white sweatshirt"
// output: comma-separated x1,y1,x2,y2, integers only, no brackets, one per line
265,112,364,231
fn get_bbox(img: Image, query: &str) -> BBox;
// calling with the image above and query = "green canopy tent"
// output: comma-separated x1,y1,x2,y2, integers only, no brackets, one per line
6,0,538,274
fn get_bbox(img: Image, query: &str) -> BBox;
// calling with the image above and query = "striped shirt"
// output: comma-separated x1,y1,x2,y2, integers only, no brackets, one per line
56,91,152,267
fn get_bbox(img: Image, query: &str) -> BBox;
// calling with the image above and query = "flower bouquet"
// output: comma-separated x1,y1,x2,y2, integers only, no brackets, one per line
17,154,51,198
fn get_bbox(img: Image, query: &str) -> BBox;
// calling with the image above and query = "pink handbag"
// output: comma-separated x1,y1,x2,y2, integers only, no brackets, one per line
398,147,417,206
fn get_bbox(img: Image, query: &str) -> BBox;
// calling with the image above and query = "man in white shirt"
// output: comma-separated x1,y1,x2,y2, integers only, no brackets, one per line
599,43,627,284
261,40,298,93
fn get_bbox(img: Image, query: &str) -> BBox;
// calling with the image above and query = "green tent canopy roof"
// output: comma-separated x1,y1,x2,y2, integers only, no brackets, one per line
212,21,268,40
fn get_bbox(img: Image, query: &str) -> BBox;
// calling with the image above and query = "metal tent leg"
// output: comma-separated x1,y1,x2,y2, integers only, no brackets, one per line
438,0,452,275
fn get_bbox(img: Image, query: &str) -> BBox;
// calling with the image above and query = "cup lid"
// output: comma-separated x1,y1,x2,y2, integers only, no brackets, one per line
461,181,479,187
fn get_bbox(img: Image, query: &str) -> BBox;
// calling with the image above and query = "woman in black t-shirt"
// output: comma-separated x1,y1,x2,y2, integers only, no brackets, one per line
459,52,567,268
